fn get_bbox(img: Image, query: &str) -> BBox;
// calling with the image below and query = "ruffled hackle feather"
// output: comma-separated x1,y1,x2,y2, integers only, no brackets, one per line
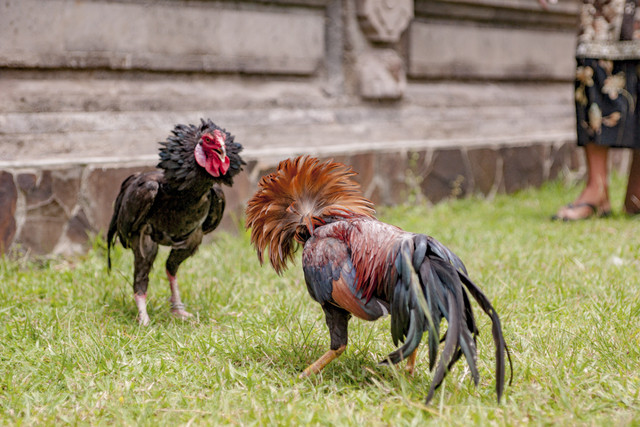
245,156,376,274
158,118,244,190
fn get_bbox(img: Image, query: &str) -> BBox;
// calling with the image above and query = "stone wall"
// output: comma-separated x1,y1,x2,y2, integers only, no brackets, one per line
0,133,583,255
0,0,596,256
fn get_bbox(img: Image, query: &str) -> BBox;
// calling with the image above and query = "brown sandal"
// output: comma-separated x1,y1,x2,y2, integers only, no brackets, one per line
551,202,612,221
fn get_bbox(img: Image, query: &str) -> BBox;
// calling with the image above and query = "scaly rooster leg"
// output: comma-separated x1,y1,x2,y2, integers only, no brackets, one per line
300,345,346,377
405,347,419,375
300,304,350,378
133,234,157,326
134,293,151,326
166,241,200,320
166,269,193,319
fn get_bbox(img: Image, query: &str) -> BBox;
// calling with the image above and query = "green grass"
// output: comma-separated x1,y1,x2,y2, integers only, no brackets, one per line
1,175,640,426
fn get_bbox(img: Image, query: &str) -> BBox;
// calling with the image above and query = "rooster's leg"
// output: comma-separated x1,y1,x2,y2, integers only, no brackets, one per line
134,293,150,326
166,243,199,320
166,269,193,319
300,304,350,378
405,346,419,375
133,234,158,326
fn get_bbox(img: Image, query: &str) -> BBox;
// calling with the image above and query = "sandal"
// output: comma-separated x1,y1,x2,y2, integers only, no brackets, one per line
551,202,612,221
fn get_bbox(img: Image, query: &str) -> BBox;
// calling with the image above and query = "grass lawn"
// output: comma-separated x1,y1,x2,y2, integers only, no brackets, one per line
1,176,639,426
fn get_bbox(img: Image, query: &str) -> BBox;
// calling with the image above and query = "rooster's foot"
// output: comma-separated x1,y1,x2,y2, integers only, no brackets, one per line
300,345,346,378
137,313,151,327
170,301,194,320
171,309,194,320
404,348,418,376
135,293,151,326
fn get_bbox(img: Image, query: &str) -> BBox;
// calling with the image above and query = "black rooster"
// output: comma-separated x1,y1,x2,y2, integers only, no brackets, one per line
107,119,244,325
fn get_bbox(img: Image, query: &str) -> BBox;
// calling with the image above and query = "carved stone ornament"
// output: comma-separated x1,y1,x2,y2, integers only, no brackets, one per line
357,0,414,43
357,49,406,100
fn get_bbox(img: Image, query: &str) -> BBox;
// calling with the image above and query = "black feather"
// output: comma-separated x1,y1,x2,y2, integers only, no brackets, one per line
425,289,459,404
157,119,245,190
106,119,245,326
382,233,508,404
458,271,512,403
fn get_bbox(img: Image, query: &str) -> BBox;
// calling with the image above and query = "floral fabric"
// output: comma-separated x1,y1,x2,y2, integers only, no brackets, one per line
575,58,640,147
576,0,640,59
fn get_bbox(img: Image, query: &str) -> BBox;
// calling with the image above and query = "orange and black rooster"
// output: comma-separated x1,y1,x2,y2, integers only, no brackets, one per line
108,119,244,326
245,156,511,404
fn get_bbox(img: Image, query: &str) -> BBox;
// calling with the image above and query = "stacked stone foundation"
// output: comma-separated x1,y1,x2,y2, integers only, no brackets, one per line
2,132,601,256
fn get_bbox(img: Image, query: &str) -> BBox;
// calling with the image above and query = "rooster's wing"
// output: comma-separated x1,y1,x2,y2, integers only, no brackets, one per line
302,235,389,321
109,172,160,249
202,186,226,235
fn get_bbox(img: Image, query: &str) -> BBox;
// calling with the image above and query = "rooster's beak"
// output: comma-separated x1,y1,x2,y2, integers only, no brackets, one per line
215,145,227,161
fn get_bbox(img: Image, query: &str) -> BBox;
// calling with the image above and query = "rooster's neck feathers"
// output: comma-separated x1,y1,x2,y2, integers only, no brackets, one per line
157,118,244,192
245,156,376,274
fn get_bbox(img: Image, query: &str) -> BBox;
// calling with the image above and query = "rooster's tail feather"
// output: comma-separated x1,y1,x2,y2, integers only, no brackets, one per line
382,234,509,404
107,203,118,272
107,177,130,272
458,270,513,403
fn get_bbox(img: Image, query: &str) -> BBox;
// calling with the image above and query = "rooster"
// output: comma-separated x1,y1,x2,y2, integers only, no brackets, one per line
107,119,244,326
245,156,511,404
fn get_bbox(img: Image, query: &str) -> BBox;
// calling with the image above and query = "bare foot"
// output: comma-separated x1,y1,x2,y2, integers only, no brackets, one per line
552,202,610,221
553,190,611,221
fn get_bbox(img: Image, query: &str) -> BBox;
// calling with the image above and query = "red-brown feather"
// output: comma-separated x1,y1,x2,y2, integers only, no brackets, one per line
319,219,403,302
245,156,376,274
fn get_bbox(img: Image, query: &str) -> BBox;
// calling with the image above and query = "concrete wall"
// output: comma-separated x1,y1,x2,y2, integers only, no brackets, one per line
1,0,326,74
0,0,592,256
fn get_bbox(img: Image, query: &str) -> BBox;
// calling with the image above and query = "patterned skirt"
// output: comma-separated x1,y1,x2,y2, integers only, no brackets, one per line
575,58,640,149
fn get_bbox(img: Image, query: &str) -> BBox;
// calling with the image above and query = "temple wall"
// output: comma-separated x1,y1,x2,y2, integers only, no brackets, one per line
1,0,602,255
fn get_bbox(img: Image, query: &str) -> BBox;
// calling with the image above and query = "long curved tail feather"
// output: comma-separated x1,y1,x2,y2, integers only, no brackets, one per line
381,233,510,404
458,270,513,402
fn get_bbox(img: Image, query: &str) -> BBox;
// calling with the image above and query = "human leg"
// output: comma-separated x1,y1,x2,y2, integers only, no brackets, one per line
624,149,640,214
553,143,611,220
